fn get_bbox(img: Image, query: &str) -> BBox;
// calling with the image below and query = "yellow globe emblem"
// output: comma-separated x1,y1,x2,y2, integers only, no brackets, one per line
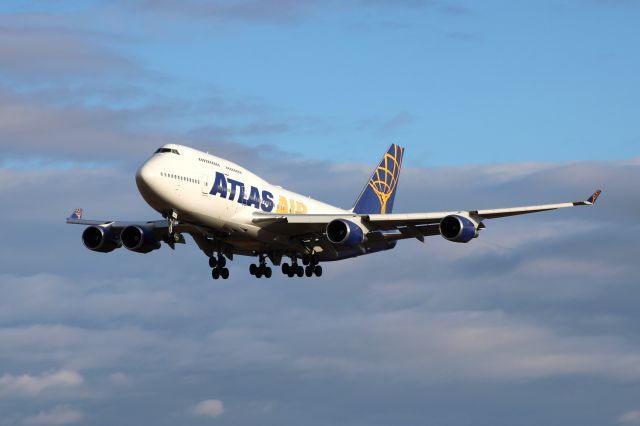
368,145,404,214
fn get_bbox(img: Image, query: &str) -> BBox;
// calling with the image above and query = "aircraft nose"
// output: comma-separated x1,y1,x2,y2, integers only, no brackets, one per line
135,161,156,193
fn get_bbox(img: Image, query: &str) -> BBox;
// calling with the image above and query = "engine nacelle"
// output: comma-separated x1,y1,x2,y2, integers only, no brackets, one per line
121,225,161,253
82,225,119,253
326,219,365,246
439,215,479,243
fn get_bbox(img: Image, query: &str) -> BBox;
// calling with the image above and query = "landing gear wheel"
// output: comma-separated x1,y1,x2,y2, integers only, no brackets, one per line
314,265,322,277
265,267,272,278
217,256,226,268
220,268,229,279
282,263,290,274
208,257,217,268
211,268,220,280
255,268,263,278
249,264,257,275
305,265,313,277
296,265,304,277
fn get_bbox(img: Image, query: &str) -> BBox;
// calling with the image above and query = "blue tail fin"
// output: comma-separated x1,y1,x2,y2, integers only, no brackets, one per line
352,144,404,214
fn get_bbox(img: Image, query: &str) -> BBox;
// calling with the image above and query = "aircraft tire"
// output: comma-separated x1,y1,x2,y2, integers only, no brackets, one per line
249,264,257,275
296,266,304,277
314,265,322,277
282,263,289,274
208,257,217,268
221,268,229,279
255,268,263,278
211,268,220,280
265,267,272,278
305,266,313,277
218,256,226,268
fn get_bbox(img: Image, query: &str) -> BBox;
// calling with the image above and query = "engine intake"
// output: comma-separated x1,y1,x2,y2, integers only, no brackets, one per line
439,215,479,243
121,225,161,253
326,219,365,246
82,225,119,253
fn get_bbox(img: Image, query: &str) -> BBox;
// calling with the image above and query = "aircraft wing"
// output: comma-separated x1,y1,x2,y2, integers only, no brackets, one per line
66,208,169,229
65,208,192,249
366,189,602,226
252,190,602,240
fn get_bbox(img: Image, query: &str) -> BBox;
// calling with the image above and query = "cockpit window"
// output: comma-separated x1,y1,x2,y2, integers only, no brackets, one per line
154,148,180,155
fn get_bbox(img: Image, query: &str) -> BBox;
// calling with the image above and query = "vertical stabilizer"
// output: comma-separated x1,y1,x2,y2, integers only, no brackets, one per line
352,144,404,214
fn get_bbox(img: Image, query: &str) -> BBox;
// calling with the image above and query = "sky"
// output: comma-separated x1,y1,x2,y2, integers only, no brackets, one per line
0,0,639,425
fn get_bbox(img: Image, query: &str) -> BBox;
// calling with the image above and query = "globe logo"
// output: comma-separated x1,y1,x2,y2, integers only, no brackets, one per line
367,145,404,214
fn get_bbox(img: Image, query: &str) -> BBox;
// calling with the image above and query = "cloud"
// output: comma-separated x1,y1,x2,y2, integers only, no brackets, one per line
107,372,131,387
0,17,137,80
127,0,466,24
0,370,83,398
0,147,637,424
22,405,83,425
359,111,415,138
446,31,482,42
620,411,640,424
0,81,293,163
191,399,225,418
0,85,157,161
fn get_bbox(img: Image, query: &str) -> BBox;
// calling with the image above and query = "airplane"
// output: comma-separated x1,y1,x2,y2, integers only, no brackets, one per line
67,143,602,279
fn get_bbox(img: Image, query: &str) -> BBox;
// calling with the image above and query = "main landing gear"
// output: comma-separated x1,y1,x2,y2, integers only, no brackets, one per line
281,259,322,278
249,255,272,279
209,252,322,280
209,254,229,280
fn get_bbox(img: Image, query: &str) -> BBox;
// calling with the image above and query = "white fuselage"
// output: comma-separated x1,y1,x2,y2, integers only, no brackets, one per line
135,144,349,251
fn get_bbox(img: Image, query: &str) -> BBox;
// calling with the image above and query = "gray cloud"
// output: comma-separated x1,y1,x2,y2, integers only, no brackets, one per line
128,0,469,24
191,399,224,418
0,154,638,425
0,83,295,163
0,18,137,80
0,371,83,398
22,405,83,425
620,411,640,424
359,111,416,139
446,31,482,42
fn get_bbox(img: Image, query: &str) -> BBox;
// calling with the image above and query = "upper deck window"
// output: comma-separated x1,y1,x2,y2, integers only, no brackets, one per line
154,148,180,155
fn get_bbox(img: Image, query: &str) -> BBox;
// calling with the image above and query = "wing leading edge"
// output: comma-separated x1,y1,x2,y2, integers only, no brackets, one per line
252,190,602,237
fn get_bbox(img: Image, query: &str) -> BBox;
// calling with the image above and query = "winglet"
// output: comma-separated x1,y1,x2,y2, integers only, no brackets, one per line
586,189,602,205
68,208,83,220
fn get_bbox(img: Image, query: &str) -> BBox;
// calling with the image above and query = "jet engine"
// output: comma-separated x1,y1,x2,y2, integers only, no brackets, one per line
439,215,479,243
121,225,161,253
326,219,365,246
82,225,119,253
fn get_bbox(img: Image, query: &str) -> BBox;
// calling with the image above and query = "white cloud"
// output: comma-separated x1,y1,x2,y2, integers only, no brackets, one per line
22,405,83,425
0,370,83,397
620,411,640,424
107,372,131,386
191,399,225,418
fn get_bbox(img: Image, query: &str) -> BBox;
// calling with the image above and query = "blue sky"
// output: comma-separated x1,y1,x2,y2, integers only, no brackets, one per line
1,0,638,167
0,1,639,426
